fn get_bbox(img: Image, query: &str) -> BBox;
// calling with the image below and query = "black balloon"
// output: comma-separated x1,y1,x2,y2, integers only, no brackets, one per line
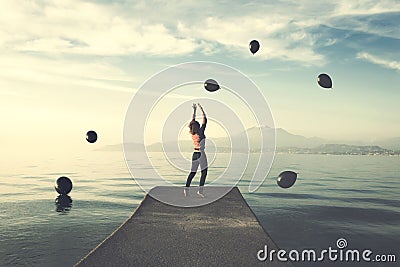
55,176,73,195
249,40,260,54
317,73,332,89
204,79,220,92
86,130,97,143
277,171,297,189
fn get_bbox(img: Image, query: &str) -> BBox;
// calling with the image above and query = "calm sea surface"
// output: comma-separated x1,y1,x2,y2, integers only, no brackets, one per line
0,151,399,266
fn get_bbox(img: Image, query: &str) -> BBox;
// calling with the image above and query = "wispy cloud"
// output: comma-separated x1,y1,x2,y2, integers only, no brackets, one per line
0,53,136,94
333,0,400,16
0,0,198,56
357,52,400,72
1,0,399,66
177,15,325,65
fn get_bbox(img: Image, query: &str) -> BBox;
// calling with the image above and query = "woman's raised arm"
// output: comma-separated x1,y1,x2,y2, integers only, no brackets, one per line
192,103,197,121
197,103,207,125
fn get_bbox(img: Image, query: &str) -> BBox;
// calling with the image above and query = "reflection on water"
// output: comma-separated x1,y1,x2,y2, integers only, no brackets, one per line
55,194,72,213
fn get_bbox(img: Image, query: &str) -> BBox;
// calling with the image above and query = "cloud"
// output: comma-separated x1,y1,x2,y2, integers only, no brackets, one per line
333,0,400,16
0,53,136,94
327,13,400,40
177,15,325,65
0,0,326,65
0,0,199,56
0,0,399,67
357,52,400,72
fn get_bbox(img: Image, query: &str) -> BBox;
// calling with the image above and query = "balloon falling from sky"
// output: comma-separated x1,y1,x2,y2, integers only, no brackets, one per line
317,73,333,89
55,176,73,195
204,79,220,92
249,40,260,54
277,171,297,189
86,130,98,143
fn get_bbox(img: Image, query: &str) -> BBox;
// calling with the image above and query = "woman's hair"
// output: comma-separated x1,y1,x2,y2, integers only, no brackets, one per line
189,120,200,135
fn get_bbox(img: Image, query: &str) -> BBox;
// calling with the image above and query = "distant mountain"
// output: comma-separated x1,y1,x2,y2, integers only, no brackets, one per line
375,137,400,150
96,127,400,154
269,127,400,151
264,127,325,148
98,127,327,152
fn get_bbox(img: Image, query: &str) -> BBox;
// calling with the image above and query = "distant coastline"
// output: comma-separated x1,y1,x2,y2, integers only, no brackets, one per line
223,144,400,155
275,144,400,156
99,143,400,155
99,127,400,156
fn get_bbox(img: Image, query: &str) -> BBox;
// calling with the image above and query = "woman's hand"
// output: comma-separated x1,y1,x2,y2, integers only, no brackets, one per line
192,103,197,110
197,103,203,112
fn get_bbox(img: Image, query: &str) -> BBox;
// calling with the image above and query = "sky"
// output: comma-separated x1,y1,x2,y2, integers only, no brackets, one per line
1,0,399,156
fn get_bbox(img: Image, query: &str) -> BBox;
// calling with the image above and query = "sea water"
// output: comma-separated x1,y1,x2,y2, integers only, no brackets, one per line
0,151,399,266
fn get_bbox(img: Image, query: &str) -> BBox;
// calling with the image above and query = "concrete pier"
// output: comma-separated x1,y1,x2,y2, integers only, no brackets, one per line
75,186,289,266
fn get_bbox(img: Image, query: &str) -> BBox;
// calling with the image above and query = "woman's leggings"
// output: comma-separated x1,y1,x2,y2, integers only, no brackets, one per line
186,151,208,188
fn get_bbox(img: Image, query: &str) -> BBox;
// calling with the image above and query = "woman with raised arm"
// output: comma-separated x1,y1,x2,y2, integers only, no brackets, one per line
184,103,208,197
